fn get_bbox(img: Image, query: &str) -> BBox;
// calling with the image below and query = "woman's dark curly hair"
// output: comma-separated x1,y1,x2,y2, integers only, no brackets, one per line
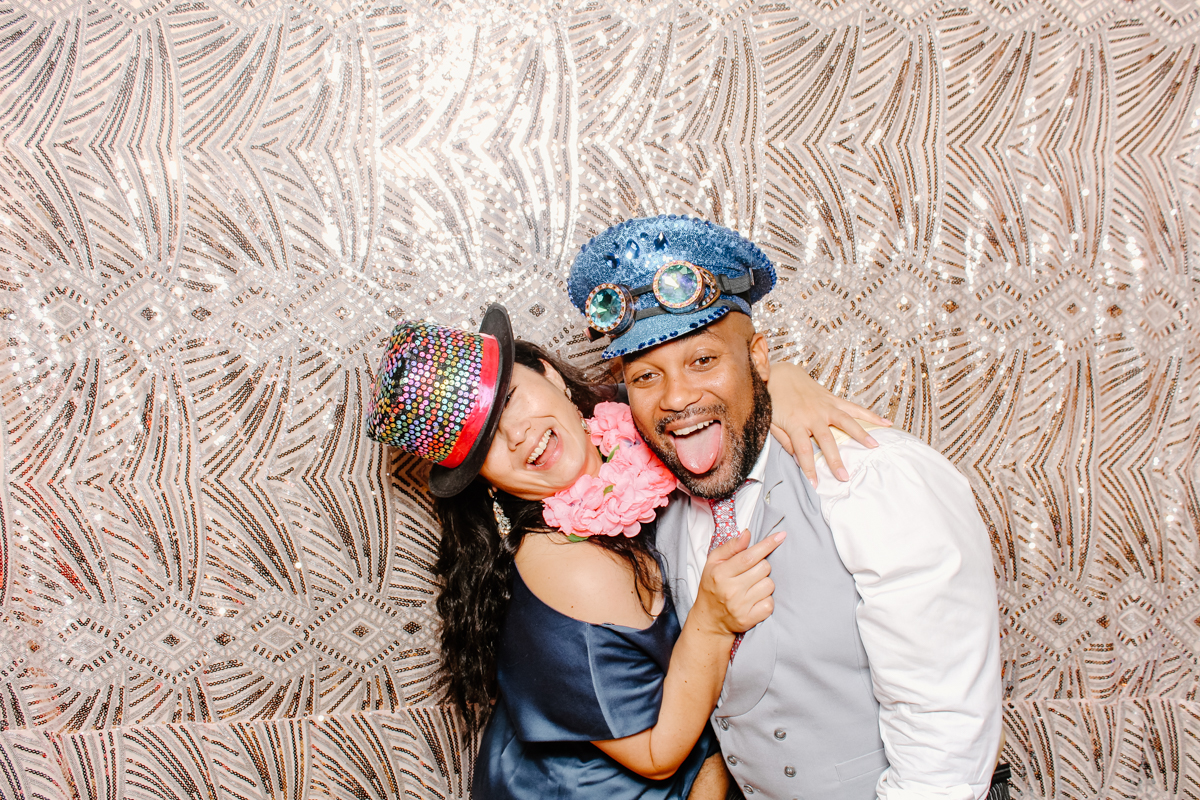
432,340,663,735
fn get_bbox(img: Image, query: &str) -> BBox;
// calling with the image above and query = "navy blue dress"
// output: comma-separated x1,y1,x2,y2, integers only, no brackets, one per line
473,572,720,799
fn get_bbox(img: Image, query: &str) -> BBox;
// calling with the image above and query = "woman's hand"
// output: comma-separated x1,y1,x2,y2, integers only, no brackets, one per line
768,361,892,486
691,531,785,636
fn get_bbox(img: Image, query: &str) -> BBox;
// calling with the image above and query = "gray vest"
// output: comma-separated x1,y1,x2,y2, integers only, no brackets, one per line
657,437,887,800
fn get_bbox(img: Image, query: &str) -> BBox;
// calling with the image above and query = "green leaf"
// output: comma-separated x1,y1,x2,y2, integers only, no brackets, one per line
566,534,588,543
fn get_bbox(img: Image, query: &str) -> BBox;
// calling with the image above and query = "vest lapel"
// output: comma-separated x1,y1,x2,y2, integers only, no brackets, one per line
655,489,695,622
755,465,788,540
717,438,793,718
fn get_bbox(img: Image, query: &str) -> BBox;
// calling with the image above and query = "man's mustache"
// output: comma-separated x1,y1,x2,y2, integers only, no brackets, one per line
654,404,727,437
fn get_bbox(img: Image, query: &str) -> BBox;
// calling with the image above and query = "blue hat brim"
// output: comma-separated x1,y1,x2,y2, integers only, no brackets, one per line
601,299,750,359
427,304,515,498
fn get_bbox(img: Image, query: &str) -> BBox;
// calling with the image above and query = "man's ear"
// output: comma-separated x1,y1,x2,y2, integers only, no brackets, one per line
749,331,770,382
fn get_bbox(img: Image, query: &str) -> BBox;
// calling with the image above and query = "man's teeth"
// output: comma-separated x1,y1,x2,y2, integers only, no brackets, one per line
527,429,553,464
673,420,715,437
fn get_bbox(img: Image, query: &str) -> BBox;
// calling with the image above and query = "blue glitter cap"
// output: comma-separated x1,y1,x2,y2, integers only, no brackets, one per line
568,215,776,358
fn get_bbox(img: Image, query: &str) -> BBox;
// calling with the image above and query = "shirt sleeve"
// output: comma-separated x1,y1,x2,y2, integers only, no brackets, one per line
816,433,1002,800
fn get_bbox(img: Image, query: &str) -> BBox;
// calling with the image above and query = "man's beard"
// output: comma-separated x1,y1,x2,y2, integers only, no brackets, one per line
646,368,772,500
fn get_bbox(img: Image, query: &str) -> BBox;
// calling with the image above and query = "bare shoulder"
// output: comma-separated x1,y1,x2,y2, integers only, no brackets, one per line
515,535,659,629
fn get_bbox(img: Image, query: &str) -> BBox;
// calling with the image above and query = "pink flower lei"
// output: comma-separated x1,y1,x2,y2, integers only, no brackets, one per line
541,403,677,539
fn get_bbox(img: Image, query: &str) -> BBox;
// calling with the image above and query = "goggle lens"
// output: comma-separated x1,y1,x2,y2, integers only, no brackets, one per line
585,284,631,333
655,262,705,310
584,261,737,341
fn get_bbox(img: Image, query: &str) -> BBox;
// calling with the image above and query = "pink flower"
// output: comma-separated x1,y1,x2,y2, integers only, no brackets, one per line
543,473,607,534
542,406,677,539
588,402,642,457
619,441,676,494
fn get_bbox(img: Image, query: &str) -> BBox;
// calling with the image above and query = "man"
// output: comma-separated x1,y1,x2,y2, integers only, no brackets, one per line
569,215,1004,800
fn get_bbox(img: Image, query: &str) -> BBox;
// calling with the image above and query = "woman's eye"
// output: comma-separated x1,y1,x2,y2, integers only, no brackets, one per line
504,388,516,406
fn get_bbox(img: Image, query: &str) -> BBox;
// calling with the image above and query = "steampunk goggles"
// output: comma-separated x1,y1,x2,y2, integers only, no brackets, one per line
584,261,753,341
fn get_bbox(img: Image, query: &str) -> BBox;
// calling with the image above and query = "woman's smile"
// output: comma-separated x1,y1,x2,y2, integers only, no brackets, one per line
526,428,558,467
480,362,603,500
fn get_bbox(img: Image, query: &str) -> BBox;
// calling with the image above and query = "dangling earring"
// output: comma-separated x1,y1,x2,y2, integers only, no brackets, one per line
564,386,573,400
492,495,512,536
581,418,591,434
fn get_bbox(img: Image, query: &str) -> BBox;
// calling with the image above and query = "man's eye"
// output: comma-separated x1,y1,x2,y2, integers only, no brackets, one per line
630,371,654,384
694,355,716,366
504,388,516,406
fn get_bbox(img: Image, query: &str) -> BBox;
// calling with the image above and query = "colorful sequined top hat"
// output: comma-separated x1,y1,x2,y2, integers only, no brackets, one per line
568,215,777,358
365,304,514,498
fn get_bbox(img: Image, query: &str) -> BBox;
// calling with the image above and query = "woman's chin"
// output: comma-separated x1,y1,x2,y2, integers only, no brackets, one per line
538,437,598,488
496,465,586,502
491,442,599,501
541,458,600,500
544,463,588,497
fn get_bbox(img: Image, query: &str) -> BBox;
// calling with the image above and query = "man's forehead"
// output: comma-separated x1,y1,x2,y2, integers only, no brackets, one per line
620,326,722,367
620,315,752,367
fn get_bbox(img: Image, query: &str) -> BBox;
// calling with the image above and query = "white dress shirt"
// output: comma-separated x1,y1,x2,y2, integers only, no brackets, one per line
681,438,772,598
678,428,1001,800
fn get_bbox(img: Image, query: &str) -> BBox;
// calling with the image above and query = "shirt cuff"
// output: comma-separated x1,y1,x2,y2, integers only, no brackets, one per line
877,775,979,800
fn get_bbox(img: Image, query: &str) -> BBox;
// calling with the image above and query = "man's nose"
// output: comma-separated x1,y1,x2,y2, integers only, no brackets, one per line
659,370,702,412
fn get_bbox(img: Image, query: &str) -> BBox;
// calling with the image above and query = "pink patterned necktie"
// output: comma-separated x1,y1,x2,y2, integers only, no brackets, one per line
709,494,744,660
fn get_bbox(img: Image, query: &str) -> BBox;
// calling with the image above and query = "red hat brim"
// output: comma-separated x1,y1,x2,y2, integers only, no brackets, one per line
427,303,515,498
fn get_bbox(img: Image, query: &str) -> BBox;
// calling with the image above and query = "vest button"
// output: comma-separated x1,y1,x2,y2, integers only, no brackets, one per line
785,766,796,778
727,755,738,766
774,729,787,740
719,718,729,730
743,786,755,794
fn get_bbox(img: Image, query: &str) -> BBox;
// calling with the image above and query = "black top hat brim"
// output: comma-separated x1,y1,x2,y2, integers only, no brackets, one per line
427,304,515,498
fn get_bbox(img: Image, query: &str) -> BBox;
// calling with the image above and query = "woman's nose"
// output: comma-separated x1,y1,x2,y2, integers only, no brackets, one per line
498,412,529,448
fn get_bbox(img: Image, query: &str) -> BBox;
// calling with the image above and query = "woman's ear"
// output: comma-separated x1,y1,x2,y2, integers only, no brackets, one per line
539,359,568,392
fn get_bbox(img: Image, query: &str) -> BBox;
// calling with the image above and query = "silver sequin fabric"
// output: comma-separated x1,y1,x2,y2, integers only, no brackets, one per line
0,1,1197,798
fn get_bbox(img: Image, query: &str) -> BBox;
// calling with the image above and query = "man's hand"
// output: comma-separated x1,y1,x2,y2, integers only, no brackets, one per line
691,531,785,635
768,361,892,486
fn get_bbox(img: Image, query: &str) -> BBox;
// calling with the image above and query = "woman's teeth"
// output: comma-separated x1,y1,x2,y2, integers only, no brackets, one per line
674,420,715,437
527,429,553,464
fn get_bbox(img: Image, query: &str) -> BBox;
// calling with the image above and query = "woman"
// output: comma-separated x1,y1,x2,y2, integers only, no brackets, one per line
366,305,887,799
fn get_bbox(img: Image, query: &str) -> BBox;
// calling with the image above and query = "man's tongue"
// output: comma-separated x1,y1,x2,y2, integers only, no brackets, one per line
673,422,722,475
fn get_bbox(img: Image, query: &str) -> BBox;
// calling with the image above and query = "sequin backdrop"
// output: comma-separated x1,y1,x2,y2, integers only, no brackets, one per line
0,0,1196,797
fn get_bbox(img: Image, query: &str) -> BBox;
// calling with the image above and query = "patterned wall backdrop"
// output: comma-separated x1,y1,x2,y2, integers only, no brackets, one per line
0,0,1196,797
